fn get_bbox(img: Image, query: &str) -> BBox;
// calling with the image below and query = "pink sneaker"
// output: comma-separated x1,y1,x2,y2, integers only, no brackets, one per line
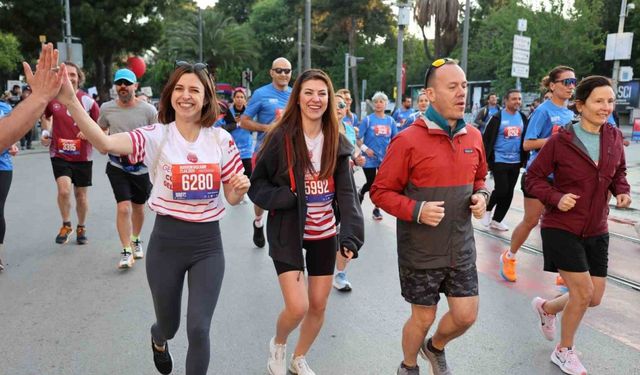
531,297,556,341
551,345,587,375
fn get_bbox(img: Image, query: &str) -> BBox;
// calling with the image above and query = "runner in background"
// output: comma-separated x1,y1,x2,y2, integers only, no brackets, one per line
393,95,415,131
215,88,253,179
41,61,100,245
336,88,359,129
240,58,292,249
98,68,157,269
357,91,398,221
405,91,430,126
503,66,575,285
0,102,19,271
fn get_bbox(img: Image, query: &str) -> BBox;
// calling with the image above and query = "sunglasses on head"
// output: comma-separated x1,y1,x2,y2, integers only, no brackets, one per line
424,58,455,85
175,60,209,72
337,102,347,109
114,79,134,87
554,78,577,87
272,68,292,75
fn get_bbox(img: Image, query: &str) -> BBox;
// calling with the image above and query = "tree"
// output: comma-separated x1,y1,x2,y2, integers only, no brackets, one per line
215,0,257,23
0,32,22,74
414,0,461,60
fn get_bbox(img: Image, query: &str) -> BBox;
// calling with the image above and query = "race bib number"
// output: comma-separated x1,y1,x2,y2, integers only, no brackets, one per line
171,163,220,200
503,126,522,139
373,125,390,137
57,138,81,156
304,174,335,204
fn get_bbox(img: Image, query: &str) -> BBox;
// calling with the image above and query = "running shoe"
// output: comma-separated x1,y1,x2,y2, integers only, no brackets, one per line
372,208,383,221
550,345,587,375
489,220,509,231
76,225,88,245
333,272,352,292
132,239,144,259
480,211,492,227
268,337,286,375
118,250,135,269
253,221,266,248
55,224,74,244
397,362,420,375
531,297,556,341
419,338,452,375
289,355,316,375
556,275,568,292
151,338,173,375
499,250,517,282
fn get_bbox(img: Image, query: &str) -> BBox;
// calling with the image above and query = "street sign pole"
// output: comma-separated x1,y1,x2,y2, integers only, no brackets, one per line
512,19,530,90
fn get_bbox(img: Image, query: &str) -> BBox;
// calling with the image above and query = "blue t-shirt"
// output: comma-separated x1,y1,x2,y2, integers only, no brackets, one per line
243,83,291,150
214,106,254,159
342,113,359,128
393,107,415,130
0,102,13,171
341,120,357,147
494,110,524,164
485,106,499,122
524,99,574,169
358,114,398,168
607,113,617,127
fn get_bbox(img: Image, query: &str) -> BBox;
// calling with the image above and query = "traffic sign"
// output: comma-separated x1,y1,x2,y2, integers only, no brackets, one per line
511,63,529,78
512,49,530,64
513,35,531,52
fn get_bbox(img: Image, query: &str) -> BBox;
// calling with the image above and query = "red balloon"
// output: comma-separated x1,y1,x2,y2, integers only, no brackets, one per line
126,56,146,78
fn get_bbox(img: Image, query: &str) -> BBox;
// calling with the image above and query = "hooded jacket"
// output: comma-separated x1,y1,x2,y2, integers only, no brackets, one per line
482,109,529,170
248,128,364,268
525,122,629,237
370,108,489,269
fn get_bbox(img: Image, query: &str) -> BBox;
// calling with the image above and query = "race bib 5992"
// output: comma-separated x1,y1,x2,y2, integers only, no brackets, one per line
304,174,335,204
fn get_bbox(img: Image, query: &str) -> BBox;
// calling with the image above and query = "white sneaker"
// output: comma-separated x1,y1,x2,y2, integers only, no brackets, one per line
132,239,144,259
489,220,509,231
267,337,286,375
550,345,588,375
480,212,492,227
118,250,135,269
289,355,316,375
531,297,557,341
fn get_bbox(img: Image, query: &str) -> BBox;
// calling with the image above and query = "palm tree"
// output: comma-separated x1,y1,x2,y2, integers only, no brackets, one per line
413,0,461,61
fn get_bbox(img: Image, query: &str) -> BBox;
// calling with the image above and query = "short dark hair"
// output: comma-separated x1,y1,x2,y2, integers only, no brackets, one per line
158,65,219,127
402,95,412,101
505,89,520,100
574,75,612,104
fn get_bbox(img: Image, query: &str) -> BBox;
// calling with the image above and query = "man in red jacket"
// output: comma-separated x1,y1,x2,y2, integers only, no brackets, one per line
371,59,489,375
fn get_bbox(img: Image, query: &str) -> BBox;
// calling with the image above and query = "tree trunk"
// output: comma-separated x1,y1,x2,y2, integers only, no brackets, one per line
348,16,361,119
420,26,433,62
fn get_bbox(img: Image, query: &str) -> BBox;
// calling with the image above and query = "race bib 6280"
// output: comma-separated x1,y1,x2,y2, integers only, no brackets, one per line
171,163,220,200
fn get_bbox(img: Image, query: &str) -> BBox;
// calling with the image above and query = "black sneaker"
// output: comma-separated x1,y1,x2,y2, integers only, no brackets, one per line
55,225,74,244
151,338,173,374
253,221,265,248
372,208,383,221
76,225,88,245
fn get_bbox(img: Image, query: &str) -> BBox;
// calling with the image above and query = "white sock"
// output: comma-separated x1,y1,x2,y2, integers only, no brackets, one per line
254,216,264,228
506,250,516,260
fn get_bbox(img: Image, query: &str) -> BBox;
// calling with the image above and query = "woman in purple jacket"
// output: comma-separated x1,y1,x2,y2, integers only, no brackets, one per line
525,76,631,375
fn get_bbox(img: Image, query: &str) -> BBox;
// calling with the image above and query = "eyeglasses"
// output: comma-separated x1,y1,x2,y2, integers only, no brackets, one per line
337,102,347,110
271,68,292,75
554,78,577,87
424,58,455,85
114,79,134,87
175,60,209,73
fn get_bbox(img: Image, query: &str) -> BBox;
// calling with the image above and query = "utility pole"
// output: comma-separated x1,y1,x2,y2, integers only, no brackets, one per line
64,0,73,62
298,18,303,74
198,8,203,62
460,0,471,74
345,53,349,89
304,0,311,70
612,0,631,90
396,2,411,112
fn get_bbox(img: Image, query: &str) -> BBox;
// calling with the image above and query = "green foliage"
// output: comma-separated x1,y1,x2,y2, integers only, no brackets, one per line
215,0,257,23
0,32,22,73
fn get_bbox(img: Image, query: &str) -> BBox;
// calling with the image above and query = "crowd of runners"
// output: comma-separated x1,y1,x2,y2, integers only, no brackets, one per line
0,44,633,375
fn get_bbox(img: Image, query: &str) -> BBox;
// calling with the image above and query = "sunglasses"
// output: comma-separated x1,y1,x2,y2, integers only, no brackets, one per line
272,68,292,75
175,60,209,73
114,79,134,87
337,102,347,109
424,58,455,85
554,78,577,87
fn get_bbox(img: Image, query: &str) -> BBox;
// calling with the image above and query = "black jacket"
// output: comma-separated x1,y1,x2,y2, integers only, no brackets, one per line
482,109,529,171
248,129,364,268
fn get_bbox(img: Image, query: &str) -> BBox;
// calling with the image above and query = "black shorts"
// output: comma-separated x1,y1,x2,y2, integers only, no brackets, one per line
106,163,152,204
399,263,478,306
541,228,609,277
51,157,92,187
520,172,553,199
273,236,337,276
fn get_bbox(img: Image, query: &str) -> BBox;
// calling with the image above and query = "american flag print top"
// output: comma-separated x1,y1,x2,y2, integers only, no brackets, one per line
303,132,336,240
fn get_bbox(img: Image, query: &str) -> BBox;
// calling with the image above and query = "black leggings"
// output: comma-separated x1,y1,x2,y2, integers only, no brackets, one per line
146,214,225,375
0,171,12,244
359,167,378,203
487,163,520,222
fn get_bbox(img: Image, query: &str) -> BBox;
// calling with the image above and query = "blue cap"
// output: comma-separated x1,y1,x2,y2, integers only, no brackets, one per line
114,68,137,83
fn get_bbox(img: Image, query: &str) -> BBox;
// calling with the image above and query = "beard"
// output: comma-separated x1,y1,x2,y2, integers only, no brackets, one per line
118,91,133,103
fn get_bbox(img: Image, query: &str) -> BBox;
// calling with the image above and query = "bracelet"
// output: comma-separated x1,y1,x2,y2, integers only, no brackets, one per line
41,130,50,138
360,145,368,152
